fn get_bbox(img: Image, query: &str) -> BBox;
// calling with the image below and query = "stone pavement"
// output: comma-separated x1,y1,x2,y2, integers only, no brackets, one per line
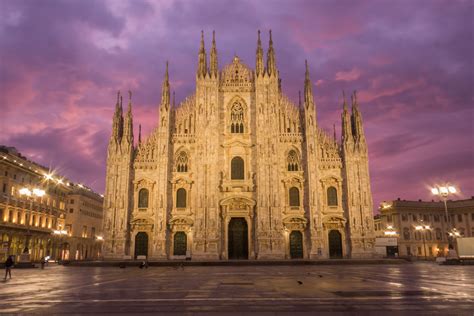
0,262,473,314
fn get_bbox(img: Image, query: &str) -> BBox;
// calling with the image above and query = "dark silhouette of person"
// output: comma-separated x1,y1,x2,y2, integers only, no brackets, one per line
4,255,14,280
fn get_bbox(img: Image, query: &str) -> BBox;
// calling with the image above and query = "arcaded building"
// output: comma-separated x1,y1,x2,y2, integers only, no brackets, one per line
103,31,375,260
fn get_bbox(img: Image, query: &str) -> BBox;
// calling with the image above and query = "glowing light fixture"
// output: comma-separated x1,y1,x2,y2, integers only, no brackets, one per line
19,188,32,196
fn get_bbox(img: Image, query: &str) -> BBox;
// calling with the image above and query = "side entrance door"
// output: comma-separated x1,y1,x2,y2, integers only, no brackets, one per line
134,232,148,259
289,231,303,259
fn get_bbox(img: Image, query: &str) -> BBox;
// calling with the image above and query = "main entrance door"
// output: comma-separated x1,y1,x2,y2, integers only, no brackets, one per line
328,230,343,258
289,231,303,259
134,232,148,259
228,218,248,259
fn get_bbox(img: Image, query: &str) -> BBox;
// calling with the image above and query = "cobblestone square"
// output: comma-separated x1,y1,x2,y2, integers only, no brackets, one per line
1,262,473,314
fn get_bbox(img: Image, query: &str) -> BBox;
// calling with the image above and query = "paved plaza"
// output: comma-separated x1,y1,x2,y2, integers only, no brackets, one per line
1,262,473,314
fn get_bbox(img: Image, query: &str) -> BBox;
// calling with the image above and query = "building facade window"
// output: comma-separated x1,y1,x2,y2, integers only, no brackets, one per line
176,188,187,208
287,150,299,171
138,188,149,208
327,186,337,206
289,187,300,207
412,214,417,221
435,228,442,240
401,214,408,221
403,228,410,240
457,214,463,222
434,215,440,222
176,151,188,172
231,157,244,180
230,102,244,133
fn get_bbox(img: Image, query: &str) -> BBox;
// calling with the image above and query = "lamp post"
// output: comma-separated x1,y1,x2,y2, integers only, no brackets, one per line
415,223,431,260
19,187,46,260
430,185,457,252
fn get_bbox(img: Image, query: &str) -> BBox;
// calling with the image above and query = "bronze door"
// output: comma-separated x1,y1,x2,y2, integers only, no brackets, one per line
173,232,187,256
228,218,248,259
289,231,303,259
134,232,148,259
328,230,343,258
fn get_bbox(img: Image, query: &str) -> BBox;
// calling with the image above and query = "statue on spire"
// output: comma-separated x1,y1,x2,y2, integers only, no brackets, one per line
197,30,207,78
210,30,218,77
256,30,264,77
266,30,277,76
161,62,170,109
304,60,314,109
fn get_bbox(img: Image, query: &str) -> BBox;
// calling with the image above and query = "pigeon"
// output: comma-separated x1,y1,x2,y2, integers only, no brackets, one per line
297,281,303,285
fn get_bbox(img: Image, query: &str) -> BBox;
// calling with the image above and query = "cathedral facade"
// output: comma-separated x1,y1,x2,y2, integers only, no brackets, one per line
103,31,375,260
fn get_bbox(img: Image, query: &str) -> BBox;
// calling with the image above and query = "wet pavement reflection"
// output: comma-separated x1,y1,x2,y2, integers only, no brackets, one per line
0,262,473,314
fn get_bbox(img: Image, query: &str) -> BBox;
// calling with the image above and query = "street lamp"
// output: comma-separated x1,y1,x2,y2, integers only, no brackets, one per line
415,224,431,260
430,184,458,250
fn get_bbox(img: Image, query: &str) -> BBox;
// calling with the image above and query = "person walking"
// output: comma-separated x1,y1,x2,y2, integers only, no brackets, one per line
40,256,45,269
4,255,14,280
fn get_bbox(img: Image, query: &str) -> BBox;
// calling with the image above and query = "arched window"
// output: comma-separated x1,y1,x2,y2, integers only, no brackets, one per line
327,186,338,206
138,188,149,208
403,227,410,240
176,188,187,208
231,157,244,180
287,150,299,171
289,187,300,207
176,151,188,172
435,228,442,240
230,102,244,133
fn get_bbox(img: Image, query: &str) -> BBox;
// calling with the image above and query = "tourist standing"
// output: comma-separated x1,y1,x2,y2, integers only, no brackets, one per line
4,255,14,280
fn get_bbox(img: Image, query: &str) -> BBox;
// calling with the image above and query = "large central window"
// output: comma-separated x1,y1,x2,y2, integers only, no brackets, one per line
230,102,244,133
231,156,244,180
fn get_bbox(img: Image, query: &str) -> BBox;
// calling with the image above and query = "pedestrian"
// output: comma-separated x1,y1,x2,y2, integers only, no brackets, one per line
4,255,14,280
40,256,45,269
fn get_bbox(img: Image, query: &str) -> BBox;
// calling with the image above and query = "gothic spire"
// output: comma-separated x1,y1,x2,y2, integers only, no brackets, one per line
197,30,207,78
256,30,264,77
161,61,170,110
138,124,142,145
304,60,314,109
209,30,218,77
112,90,123,141
298,90,302,107
123,90,134,144
351,90,365,143
341,90,353,144
266,30,277,76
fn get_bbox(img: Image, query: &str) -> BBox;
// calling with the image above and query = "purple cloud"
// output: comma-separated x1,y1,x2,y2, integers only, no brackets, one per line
1,0,472,210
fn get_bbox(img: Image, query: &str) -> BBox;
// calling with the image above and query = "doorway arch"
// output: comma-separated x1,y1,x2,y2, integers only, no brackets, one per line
134,232,148,259
228,218,248,259
328,230,343,258
289,231,303,259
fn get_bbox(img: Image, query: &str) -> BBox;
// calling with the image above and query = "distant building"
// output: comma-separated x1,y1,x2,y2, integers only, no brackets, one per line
65,187,104,260
375,197,474,258
0,146,103,262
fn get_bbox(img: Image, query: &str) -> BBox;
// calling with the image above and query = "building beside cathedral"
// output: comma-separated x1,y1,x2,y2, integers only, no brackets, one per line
103,31,375,260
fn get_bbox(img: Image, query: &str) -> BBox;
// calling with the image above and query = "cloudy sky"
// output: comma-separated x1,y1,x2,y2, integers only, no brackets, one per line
1,0,472,209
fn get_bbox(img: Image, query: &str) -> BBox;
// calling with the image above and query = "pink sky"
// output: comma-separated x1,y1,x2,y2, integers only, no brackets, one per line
1,0,473,211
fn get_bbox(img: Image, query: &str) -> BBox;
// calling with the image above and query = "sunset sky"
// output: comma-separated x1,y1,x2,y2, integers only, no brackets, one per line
1,0,472,209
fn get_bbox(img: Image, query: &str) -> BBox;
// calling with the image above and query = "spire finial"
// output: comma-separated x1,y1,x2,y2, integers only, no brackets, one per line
120,95,123,108
138,124,142,144
165,60,169,81
117,90,120,104
298,90,302,107
342,90,347,110
212,30,215,44
269,29,273,45
172,91,175,107
333,123,337,141
258,29,261,43
128,90,132,101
